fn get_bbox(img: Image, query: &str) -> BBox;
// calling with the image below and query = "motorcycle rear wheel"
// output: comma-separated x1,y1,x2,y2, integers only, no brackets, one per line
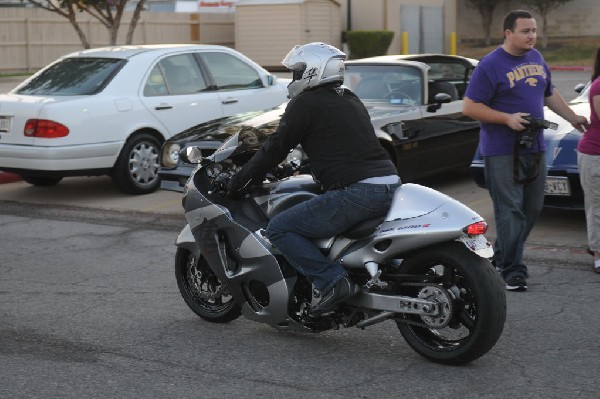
175,248,241,323
394,241,506,365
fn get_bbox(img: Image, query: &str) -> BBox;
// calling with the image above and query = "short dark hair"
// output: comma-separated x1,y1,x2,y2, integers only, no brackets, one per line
503,10,533,32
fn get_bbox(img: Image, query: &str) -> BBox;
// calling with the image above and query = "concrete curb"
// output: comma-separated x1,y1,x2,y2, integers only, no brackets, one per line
0,172,21,184
550,65,592,71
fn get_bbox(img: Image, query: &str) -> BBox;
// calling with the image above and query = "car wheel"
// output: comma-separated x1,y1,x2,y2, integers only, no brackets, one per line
20,175,62,187
112,132,162,195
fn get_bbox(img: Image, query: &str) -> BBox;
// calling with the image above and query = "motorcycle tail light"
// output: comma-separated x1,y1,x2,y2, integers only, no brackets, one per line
465,221,488,235
24,119,69,138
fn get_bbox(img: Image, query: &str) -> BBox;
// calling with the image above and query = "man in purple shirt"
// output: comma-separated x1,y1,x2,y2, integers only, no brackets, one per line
463,10,588,291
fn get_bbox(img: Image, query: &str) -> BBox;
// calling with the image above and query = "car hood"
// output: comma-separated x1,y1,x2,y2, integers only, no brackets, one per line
165,100,419,147
543,102,588,171
165,103,287,146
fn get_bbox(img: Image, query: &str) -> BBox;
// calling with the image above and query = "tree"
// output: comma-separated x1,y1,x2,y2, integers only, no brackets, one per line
464,0,507,46
522,0,575,48
24,0,148,49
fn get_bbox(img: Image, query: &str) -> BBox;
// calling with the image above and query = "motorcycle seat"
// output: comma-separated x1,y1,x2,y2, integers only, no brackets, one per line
342,216,386,239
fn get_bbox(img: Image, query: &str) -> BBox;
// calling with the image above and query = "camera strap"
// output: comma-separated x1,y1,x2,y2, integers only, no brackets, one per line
513,131,542,184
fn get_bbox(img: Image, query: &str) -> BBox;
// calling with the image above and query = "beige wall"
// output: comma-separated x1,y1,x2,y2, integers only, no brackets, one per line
336,0,597,54
235,0,341,68
456,0,600,42
0,8,233,73
337,0,457,54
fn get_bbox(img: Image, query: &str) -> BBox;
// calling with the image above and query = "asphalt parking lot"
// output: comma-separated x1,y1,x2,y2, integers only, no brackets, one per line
1,72,598,399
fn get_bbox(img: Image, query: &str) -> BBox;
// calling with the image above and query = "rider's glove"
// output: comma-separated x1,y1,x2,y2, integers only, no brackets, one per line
217,173,245,200
212,173,232,196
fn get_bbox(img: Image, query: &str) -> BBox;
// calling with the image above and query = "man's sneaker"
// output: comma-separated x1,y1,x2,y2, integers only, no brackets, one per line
505,274,527,291
309,276,359,317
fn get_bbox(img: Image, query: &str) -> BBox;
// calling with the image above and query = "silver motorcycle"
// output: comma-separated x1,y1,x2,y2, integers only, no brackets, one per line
174,129,506,365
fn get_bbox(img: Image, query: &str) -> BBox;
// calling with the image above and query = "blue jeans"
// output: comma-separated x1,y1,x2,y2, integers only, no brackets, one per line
484,154,546,279
265,182,400,293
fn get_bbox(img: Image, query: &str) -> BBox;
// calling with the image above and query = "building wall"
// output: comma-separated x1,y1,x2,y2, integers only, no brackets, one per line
235,4,303,66
456,0,600,41
336,0,597,54
0,8,233,72
235,0,341,68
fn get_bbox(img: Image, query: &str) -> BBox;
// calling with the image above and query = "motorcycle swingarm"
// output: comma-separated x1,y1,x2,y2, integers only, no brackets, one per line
346,291,439,316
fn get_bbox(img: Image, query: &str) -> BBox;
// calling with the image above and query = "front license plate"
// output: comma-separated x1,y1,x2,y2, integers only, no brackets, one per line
545,176,570,196
457,234,493,258
0,116,10,133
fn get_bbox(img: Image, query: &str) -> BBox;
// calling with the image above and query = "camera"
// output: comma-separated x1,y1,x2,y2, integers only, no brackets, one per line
519,116,558,149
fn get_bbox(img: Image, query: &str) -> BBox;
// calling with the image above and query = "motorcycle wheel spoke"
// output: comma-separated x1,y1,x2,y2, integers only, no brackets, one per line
457,308,475,331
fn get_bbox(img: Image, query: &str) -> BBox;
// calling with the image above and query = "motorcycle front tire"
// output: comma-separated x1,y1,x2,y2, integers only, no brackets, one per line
175,248,241,323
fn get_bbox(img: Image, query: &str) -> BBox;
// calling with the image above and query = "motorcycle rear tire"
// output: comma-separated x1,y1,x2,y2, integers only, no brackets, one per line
175,248,241,323
395,241,506,365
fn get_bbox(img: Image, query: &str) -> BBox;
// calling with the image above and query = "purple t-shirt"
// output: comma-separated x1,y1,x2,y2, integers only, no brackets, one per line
465,47,554,156
576,78,600,155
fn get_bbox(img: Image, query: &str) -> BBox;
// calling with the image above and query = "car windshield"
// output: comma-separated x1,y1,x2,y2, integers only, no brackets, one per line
344,64,422,105
16,57,125,96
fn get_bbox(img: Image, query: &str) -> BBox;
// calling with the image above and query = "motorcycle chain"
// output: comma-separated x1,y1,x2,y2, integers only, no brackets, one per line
394,282,455,329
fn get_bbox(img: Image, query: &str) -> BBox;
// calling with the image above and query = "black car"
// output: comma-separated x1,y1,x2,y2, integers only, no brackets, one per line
160,54,480,192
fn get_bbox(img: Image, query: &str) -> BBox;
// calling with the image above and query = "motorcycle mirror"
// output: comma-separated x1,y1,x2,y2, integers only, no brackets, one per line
179,147,203,164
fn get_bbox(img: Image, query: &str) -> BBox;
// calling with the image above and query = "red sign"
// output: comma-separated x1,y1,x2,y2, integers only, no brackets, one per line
200,1,235,6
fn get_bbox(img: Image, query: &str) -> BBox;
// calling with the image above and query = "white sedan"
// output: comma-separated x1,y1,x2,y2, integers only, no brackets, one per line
0,44,289,194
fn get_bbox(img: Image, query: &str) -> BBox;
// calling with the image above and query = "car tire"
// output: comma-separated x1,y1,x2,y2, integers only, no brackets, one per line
112,132,162,195
20,175,62,187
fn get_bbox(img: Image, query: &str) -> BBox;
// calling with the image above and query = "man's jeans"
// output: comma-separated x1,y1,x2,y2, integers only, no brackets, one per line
265,182,400,293
484,154,546,279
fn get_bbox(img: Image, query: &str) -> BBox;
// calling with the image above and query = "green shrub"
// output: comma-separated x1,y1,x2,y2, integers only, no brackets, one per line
346,30,394,59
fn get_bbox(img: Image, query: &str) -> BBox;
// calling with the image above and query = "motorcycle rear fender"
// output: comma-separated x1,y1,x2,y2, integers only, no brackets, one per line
335,200,486,268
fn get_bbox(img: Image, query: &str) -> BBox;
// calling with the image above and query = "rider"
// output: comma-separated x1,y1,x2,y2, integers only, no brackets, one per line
226,42,400,316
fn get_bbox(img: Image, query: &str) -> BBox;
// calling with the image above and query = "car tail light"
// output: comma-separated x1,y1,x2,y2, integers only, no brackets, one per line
24,119,69,138
464,221,488,235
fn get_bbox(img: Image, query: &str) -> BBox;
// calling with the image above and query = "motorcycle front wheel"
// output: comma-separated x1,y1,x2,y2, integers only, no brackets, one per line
175,248,241,323
394,241,506,365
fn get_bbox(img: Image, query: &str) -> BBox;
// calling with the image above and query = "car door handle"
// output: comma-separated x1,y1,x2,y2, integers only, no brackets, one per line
221,98,238,105
155,104,173,110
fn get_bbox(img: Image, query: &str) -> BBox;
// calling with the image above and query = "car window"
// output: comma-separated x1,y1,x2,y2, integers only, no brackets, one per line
344,64,422,105
149,54,208,96
200,52,263,90
429,63,468,80
15,57,125,95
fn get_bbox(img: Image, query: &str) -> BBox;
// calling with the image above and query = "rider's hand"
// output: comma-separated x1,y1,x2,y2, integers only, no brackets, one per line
212,173,233,196
217,173,245,200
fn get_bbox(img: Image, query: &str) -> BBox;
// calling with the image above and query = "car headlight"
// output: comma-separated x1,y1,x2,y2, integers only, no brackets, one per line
161,142,181,169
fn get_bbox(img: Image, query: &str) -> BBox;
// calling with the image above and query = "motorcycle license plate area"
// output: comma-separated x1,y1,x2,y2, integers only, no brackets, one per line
0,116,10,133
544,176,570,196
458,234,493,258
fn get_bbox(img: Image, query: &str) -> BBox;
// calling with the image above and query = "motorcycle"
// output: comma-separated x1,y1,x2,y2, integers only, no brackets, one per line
173,129,506,365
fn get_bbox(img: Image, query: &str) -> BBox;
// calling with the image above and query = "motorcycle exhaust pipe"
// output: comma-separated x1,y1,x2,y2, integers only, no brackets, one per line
356,311,394,328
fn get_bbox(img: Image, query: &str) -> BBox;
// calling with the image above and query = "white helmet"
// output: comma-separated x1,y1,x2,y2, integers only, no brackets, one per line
282,42,346,99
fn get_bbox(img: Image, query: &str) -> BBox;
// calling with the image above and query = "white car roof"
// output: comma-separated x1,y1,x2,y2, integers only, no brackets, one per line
63,44,231,60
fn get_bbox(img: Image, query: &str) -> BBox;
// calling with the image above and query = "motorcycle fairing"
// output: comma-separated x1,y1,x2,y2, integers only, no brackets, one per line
183,178,312,331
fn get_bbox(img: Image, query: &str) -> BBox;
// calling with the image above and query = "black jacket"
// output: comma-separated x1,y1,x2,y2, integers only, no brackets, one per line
231,83,397,192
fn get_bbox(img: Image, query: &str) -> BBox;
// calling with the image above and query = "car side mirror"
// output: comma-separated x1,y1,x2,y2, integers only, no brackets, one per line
263,74,275,86
574,83,586,94
426,93,452,112
179,147,203,164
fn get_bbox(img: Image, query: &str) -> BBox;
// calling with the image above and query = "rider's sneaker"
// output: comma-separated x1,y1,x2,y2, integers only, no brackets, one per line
309,276,359,317
505,274,527,291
